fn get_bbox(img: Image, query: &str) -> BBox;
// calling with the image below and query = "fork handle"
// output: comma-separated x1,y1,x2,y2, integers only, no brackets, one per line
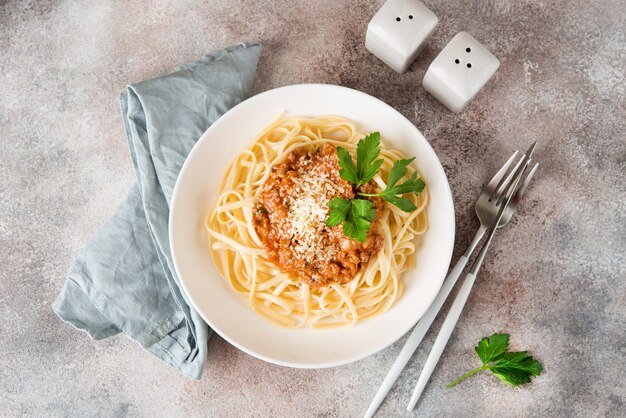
364,226,488,418
464,224,488,257
363,255,468,418
407,271,478,411
407,212,507,410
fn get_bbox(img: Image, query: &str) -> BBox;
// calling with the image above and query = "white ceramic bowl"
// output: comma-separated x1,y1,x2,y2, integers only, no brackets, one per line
170,84,454,368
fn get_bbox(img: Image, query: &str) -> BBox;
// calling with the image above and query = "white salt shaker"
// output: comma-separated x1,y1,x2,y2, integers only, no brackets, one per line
365,0,438,73
422,32,500,113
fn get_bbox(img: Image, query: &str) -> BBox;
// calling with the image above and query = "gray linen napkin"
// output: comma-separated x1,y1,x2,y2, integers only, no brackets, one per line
53,43,261,379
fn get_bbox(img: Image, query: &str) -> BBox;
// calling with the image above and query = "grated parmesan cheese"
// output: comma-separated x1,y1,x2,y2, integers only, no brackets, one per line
278,165,344,263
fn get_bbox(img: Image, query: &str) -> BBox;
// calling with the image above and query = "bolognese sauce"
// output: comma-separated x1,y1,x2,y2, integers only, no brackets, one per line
253,143,383,287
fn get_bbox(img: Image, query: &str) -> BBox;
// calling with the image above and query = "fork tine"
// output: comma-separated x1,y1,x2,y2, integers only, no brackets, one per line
524,141,538,159
486,151,518,193
492,156,524,200
514,162,538,199
492,142,538,202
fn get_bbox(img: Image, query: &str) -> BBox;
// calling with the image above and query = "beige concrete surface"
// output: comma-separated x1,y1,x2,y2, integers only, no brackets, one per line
1,1,624,416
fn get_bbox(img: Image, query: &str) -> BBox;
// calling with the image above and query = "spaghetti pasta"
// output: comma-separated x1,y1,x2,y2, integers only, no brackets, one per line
206,116,428,328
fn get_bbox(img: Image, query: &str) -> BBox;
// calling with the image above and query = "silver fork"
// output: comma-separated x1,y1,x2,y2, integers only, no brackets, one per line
406,143,537,410
365,144,538,418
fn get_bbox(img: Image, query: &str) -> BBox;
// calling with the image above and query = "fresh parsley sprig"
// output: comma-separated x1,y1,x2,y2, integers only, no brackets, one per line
326,132,426,242
447,333,544,388
357,157,425,212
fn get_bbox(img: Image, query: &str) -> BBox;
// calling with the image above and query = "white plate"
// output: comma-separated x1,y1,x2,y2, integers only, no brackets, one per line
170,84,455,368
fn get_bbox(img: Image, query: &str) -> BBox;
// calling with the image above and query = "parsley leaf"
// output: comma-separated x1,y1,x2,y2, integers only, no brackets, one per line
447,333,543,389
358,157,425,212
336,147,358,185
475,333,510,363
386,157,415,188
336,132,384,187
326,197,376,243
491,351,544,386
356,132,384,186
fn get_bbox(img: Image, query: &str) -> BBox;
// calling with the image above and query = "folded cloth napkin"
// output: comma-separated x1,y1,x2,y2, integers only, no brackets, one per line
53,43,261,379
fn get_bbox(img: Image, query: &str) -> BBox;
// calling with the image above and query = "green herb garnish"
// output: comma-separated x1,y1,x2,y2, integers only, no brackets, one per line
358,157,425,212
325,198,377,243
336,132,384,188
326,132,425,242
447,333,544,388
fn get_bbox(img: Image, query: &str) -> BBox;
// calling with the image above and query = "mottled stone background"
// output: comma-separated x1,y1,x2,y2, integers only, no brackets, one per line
1,0,624,416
